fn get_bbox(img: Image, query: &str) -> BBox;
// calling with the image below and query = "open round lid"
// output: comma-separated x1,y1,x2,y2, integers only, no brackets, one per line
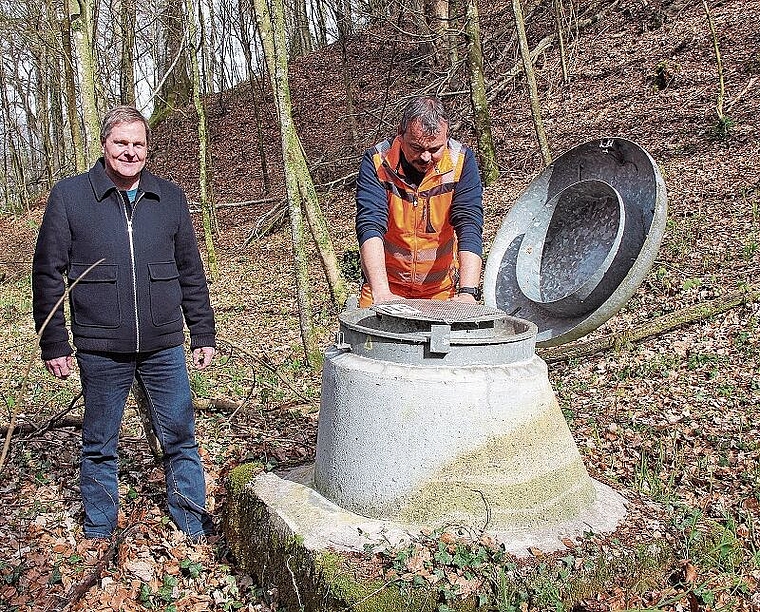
483,138,667,347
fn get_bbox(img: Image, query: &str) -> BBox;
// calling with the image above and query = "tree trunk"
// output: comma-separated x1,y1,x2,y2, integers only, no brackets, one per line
311,0,328,47
61,1,87,173
336,13,359,148
0,58,28,211
448,0,461,71
465,0,498,185
512,0,552,166
151,0,192,125
254,0,318,364
254,0,348,365
69,0,102,165
554,0,568,83
119,0,137,104
237,0,271,192
186,0,219,279
289,0,314,59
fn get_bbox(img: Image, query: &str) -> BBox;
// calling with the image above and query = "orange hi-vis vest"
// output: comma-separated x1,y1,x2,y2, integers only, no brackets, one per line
360,136,466,307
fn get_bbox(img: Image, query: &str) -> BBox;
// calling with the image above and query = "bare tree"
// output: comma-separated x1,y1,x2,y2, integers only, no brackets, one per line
237,0,271,191
512,0,551,165
151,0,192,125
118,0,137,104
186,0,219,279
254,0,348,365
465,0,498,185
68,0,102,164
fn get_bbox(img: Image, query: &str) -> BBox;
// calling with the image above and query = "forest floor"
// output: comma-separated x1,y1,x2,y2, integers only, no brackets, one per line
1,0,760,609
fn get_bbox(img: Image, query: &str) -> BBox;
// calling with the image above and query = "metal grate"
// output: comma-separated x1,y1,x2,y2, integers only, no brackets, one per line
371,299,506,324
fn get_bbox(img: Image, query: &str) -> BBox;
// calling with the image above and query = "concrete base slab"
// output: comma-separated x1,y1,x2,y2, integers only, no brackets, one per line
224,463,673,612
256,463,627,558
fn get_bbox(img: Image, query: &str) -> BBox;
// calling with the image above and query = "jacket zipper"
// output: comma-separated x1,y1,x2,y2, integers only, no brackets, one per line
123,192,143,353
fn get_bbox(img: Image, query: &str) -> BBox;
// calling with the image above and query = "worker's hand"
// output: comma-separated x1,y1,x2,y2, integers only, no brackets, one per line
192,347,216,370
372,290,403,304
45,355,75,379
450,292,477,304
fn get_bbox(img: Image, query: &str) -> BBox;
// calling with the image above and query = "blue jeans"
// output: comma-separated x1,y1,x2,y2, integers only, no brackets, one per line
77,346,212,539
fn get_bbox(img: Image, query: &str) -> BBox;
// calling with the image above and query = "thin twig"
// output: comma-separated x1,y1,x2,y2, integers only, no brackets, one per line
216,337,314,405
0,259,104,472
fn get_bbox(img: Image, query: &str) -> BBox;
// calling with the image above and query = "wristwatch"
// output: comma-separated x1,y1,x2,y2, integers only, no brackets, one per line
457,286,482,301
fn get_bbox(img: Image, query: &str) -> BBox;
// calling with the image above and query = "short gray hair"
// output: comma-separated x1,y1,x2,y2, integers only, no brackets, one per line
100,106,151,144
399,96,449,136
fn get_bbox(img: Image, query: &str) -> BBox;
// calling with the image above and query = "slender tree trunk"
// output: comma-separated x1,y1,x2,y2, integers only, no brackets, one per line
202,0,216,94
151,1,192,125
0,59,28,211
119,0,137,104
61,2,87,172
424,0,448,66
703,0,726,121
336,13,359,148
186,0,219,279
465,0,498,185
70,0,101,165
254,0,318,364
312,0,327,47
238,0,271,192
38,54,55,188
554,0,568,83
448,0,460,70
513,0,552,165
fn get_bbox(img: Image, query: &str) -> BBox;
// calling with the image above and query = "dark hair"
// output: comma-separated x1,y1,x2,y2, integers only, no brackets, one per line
399,96,449,136
100,106,151,144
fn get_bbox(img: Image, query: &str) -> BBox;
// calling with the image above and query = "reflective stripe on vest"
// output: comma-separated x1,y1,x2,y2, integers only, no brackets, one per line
372,136,466,295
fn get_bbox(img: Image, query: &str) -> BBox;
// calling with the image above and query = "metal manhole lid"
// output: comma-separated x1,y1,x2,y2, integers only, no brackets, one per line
371,299,507,325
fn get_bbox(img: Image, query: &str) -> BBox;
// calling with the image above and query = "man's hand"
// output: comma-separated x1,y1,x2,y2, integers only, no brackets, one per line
372,289,403,304
45,355,74,379
192,347,216,370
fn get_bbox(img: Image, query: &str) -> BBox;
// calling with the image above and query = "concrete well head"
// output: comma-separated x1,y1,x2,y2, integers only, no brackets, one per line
313,300,601,533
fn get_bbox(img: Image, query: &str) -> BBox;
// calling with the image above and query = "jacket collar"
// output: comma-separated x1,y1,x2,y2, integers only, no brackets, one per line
89,158,162,201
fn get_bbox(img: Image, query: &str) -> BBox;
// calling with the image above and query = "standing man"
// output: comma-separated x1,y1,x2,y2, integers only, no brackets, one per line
32,106,216,541
356,96,484,307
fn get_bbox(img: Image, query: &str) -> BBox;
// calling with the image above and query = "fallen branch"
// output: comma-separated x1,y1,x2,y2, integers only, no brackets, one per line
51,524,139,612
188,196,280,213
1,416,83,437
241,199,288,247
539,287,760,364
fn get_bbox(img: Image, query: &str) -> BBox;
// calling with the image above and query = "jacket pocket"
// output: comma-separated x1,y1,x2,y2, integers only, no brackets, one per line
148,261,182,327
68,263,121,328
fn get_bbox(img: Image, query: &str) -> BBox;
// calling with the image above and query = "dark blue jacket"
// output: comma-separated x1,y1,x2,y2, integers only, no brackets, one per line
32,159,216,361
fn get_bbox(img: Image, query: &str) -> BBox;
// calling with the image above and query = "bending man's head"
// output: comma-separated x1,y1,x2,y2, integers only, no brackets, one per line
398,96,450,175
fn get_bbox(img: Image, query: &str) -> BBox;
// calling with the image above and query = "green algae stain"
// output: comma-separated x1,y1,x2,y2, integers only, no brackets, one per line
398,407,596,528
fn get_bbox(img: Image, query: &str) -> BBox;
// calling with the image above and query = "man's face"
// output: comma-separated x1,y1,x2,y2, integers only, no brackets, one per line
399,119,448,175
102,121,148,188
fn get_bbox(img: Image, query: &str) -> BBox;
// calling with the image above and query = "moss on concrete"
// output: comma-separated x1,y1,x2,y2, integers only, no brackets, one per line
223,464,476,611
